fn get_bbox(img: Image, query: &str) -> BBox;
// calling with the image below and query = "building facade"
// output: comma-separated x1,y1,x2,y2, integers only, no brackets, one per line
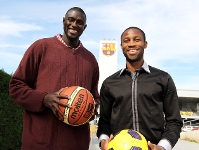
98,40,118,90
178,89,199,126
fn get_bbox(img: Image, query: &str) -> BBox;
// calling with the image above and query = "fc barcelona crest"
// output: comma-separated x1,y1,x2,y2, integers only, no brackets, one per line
101,42,116,56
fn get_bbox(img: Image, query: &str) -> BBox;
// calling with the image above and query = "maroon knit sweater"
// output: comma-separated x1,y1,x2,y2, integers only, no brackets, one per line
9,35,99,150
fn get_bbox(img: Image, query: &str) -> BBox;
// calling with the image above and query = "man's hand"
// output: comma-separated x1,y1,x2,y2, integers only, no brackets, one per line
101,135,113,150
148,141,165,150
43,88,71,119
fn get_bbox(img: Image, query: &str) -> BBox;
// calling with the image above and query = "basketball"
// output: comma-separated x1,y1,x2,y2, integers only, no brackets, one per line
108,129,148,150
58,86,95,126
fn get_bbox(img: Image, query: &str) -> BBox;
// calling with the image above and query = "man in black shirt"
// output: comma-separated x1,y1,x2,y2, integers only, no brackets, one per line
97,27,182,150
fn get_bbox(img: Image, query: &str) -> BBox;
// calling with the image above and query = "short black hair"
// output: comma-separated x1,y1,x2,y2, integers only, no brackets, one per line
121,27,146,42
66,7,87,21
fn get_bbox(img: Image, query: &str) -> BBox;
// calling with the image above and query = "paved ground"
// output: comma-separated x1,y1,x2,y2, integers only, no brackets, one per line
89,135,100,150
89,136,199,150
173,139,199,150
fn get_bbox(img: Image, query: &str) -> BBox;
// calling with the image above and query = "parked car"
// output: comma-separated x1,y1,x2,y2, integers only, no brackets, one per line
182,126,194,132
182,125,199,132
192,126,199,131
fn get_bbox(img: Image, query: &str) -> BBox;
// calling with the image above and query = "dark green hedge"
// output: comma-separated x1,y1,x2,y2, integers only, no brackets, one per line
0,69,23,150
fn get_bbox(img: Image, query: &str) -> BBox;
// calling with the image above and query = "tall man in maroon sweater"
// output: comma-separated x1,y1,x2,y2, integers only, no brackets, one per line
9,7,99,150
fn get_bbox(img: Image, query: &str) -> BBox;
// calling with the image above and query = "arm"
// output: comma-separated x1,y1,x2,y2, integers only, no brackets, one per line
97,82,113,138
89,59,100,121
9,40,47,112
90,59,100,105
161,75,183,148
9,40,71,114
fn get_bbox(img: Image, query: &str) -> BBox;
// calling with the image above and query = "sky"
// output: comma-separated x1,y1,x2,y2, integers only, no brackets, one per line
0,0,199,90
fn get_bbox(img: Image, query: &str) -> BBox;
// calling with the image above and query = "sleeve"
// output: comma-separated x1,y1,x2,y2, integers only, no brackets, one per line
161,74,183,147
9,40,48,112
97,82,113,138
90,58,100,105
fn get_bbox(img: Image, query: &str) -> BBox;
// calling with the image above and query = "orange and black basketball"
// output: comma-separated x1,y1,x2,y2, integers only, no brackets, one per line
58,86,95,126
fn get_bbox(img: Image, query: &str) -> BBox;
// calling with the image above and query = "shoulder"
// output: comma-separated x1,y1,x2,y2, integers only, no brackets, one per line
28,36,58,51
25,36,57,56
148,66,175,85
101,70,124,92
32,36,56,45
149,65,170,77
103,70,121,82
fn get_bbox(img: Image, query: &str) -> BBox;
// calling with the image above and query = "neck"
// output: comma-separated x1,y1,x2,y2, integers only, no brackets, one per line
126,60,144,73
62,34,79,48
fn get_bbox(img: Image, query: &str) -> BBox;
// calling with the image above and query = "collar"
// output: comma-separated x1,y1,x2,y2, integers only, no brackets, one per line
56,34,82,50
119,61,151,76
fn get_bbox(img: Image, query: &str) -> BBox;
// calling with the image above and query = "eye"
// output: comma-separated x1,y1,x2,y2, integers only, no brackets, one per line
66,17,84,26
123,38,130,43
67,17,75,22
76,20,84,25
135,38,141,42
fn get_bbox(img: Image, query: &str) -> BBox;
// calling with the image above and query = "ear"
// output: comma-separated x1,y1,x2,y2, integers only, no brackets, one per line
63,17,65,23
83,24,87,30
144,41,148,49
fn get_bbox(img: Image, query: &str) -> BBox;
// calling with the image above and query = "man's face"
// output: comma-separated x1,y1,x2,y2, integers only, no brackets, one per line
121,28,147,63
63,10,87,40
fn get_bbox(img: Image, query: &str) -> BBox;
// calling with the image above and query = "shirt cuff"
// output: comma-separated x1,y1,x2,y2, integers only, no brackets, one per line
157,139,172,150
99,134,109,142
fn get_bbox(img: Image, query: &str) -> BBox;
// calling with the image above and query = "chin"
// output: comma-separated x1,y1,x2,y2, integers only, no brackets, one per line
67,35,78,41
126,56,139,63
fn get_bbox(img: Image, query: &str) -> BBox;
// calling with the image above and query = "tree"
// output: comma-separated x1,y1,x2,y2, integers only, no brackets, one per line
0,69,23,150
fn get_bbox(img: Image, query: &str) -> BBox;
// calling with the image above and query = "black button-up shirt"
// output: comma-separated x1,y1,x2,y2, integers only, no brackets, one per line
97,63,182,147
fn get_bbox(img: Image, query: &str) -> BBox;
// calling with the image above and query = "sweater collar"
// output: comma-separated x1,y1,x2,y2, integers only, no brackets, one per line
56,34,82,50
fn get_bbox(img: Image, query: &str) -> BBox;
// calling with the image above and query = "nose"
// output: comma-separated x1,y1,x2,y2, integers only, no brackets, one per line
128,40,136,47
71,21,78,27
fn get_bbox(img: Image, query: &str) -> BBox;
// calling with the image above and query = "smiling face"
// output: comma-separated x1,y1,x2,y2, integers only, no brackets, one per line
121,28,147,64
63,9,87,42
